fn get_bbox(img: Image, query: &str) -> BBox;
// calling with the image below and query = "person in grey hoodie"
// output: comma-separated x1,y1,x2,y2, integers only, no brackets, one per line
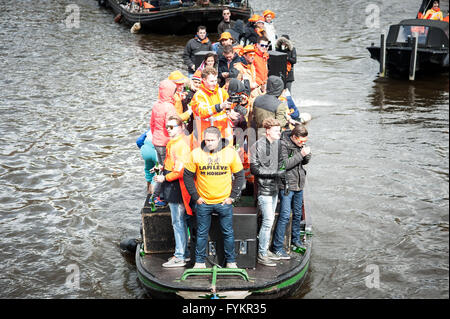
252,75,289,133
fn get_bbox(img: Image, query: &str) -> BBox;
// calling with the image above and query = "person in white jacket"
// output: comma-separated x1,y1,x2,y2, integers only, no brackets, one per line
263,10,277,50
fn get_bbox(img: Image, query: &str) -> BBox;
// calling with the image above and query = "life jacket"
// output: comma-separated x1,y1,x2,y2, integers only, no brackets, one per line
424,8,443,20
190,83,232,148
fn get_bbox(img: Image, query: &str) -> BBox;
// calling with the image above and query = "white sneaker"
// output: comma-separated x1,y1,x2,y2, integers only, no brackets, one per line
193,262,206,269
267,250,281,260
162,256,186,268
226,262,238,269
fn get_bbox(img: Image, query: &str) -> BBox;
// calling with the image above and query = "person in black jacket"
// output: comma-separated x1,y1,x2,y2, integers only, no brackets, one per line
218,45,241,87
275,34,297,93
250,117,285,266
182,26,213,75
272,124,311,259
217,8,235,35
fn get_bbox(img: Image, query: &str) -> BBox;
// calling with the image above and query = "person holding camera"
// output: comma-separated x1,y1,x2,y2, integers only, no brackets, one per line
190,67,247,148
225,78,250,128
271,124,311,259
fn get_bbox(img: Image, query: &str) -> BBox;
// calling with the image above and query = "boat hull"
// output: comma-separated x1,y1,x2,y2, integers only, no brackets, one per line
105,0,252,34
135,236,312,299
367,45,449,76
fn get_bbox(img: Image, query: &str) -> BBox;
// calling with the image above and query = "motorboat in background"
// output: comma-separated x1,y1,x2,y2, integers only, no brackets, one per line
367,1,448,79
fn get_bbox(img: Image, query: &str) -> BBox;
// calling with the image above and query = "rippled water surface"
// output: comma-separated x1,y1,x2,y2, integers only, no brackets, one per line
0,0,448,299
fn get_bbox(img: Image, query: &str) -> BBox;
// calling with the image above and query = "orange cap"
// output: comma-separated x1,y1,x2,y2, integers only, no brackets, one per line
248,14,262,22
241,44,256,55
263,10,276,19
168,70,187,84
192,70,202,81
219,31,233,41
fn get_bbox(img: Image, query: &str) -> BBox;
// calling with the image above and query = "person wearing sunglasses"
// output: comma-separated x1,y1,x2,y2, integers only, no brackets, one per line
217,8,235,35
150,79,180,207
254,36,270,92
154,115,192,268
271,124,311,259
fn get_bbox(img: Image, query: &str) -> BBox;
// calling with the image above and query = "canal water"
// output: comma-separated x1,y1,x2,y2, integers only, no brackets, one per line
0,0,448,299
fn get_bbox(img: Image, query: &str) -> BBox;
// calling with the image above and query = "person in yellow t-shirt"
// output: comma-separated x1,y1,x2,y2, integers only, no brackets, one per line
183,126,245,269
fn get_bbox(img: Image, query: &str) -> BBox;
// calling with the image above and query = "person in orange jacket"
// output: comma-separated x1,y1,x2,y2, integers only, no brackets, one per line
154,115,192,268
254,36,270,90
234,44,262,115
189,66,232,148
168,70,193,122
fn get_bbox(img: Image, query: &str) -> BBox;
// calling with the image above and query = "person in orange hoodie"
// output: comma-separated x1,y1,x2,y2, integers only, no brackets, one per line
154,115,192,268
150,79,178,206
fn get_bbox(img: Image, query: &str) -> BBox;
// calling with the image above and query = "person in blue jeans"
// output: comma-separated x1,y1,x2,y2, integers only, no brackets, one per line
250,117,285,267
272,124,311,259
183,126,245,269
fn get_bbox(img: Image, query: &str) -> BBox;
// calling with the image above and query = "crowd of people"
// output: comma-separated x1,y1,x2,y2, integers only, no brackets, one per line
137,8,311,270
122,0,248,13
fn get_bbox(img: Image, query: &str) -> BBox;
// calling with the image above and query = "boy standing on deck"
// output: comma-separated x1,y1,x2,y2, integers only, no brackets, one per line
250,118,284,267
271,124,311,259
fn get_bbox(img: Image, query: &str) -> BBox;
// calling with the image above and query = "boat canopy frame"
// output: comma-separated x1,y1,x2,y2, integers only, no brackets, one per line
386,19,449,50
